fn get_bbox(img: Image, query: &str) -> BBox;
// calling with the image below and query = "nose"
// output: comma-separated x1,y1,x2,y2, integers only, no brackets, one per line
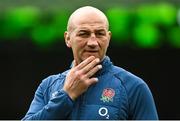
87,33,98,47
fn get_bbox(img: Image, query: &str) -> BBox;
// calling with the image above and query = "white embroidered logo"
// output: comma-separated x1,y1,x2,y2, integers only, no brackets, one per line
51,91,58,99
98,107,109,119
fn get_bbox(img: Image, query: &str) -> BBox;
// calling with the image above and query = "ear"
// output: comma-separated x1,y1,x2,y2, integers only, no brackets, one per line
64,31,71,48
108,31,112,42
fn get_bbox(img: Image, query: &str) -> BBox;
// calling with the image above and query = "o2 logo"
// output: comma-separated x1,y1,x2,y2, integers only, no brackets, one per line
98,107,109,119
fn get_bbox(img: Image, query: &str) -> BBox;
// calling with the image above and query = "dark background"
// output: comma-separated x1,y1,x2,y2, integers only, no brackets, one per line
0,39,180,119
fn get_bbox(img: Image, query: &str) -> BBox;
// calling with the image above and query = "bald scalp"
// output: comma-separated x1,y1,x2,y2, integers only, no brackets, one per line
67,6,109,32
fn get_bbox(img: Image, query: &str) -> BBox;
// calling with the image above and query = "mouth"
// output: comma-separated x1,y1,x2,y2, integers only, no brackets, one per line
86,50,98,52
84,49,99,53
83,50,99,56
82,50,100,60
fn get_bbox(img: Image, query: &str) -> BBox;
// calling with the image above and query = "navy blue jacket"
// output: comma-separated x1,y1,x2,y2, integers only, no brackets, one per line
23,56,158,120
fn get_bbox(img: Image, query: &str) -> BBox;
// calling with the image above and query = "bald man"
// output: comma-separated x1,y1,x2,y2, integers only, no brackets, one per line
22,6,158,120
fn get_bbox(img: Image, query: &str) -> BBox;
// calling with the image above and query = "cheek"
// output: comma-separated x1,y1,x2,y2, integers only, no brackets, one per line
99,41,109,56
73,40,86,52
100,40,109,50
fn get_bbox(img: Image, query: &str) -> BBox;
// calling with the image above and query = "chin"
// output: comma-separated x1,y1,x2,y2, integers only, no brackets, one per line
81,54,101,61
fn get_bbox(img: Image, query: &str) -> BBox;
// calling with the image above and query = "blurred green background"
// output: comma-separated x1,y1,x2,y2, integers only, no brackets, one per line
0,0,180,49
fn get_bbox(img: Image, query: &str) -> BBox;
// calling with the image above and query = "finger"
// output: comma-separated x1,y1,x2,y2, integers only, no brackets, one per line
76,56,95,69
81,58,100,74
72,60,77,68
86,77,98,86
86,64,102,78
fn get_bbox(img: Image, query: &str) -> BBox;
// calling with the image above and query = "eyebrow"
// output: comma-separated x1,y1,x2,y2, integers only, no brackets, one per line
77,28,106,32
95,29,106,31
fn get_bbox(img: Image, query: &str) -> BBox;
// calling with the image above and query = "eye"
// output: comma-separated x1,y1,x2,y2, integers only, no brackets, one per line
77,31,90,38
96,31,106,37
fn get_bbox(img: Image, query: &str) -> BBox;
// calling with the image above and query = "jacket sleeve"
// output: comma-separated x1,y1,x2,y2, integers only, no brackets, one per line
22,78,74,120
129,83,158,120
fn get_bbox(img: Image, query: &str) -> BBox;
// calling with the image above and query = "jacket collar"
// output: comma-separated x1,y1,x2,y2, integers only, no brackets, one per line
66,56,113,77
96,56,112,76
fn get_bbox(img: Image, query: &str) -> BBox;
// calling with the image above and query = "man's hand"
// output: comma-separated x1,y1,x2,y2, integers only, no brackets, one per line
63,56,102,100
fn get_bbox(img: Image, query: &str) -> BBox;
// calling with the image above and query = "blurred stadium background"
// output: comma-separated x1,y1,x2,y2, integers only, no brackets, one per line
0,0,180,119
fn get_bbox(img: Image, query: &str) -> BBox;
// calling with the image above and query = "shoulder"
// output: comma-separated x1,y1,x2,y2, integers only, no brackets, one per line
111,66,145,85
110,65,153,98
109,65,150,96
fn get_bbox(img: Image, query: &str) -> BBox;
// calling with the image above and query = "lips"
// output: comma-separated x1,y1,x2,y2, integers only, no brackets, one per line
82,50,99,58
86,50,98,52
84,49,99,53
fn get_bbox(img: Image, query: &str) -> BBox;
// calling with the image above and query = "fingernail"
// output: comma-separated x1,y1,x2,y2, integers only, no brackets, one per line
98,65,102,69
96,58,100,63
95,78,98,81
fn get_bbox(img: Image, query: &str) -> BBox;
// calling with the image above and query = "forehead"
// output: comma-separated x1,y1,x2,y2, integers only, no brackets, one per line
74,24,107,32
70,10,108,31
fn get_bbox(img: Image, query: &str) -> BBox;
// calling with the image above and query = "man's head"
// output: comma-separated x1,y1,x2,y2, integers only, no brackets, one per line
64,6,111,64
